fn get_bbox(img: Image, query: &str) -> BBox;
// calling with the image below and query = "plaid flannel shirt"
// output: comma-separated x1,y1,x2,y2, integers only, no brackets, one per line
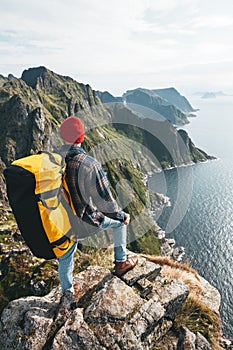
61,144,126,228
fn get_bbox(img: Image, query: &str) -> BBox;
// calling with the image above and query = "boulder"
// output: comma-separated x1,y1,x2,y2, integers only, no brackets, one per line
0,260,189,350
177,326,212,350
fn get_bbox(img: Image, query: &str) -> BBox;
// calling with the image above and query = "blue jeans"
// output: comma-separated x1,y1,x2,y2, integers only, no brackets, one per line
58,216,127,293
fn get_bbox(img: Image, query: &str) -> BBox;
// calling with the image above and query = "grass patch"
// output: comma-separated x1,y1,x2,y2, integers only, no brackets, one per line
142,256,200,280
0,233,15,245
174,296,222,349
0,251,59,315
73,246,115,274
128,230,161,256
142,255,223,349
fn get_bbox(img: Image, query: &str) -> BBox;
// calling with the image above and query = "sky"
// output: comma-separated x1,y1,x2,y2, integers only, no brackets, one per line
1,0,233,96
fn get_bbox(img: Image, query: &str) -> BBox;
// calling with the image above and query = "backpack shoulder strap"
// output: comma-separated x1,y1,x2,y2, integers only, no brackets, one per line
38,151,65,167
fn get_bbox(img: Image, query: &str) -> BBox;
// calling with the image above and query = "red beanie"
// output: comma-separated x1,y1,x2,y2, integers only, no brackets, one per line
60,116,85,144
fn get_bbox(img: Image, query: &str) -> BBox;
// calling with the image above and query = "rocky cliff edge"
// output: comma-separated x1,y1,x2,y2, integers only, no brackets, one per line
1,255,231,350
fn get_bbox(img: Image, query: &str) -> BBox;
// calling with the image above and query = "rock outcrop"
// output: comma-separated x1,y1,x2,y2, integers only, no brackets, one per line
0,159,7,201
0,74,8,87
177,326,212,350
0,255,227,350
0,257,186,349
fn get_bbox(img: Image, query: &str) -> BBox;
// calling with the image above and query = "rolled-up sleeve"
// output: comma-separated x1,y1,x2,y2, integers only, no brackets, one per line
85,162,126,222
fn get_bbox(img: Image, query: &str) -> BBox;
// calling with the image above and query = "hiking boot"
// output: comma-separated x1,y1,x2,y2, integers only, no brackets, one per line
114,255,138,276
73,283,80,297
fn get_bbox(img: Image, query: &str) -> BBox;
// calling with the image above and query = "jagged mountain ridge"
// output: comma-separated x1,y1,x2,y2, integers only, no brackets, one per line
94,90,123,104
0,74,15,87
0,75,8,87
21,66,109,127
0,67,109,166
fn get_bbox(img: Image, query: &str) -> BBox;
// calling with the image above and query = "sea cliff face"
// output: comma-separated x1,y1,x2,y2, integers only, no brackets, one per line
150,87,198,114
122,88,190,125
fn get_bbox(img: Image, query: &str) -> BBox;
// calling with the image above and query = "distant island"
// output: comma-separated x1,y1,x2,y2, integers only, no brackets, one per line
194,91,228,99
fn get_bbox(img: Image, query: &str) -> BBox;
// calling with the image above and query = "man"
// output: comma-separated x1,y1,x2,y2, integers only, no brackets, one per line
58,116,138,296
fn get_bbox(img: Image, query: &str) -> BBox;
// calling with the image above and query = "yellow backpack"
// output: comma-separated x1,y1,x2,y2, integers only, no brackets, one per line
4,152,76,259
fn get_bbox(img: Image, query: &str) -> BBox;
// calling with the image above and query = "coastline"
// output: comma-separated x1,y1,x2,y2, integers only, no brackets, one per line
143,157,218,263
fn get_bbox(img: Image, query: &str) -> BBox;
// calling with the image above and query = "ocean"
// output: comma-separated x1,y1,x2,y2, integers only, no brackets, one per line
148,96,233,337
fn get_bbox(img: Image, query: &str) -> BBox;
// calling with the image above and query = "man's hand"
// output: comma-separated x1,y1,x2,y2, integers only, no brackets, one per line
124,213,130,225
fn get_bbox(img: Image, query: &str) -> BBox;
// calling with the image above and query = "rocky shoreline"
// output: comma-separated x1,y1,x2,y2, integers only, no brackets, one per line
145,171,185,264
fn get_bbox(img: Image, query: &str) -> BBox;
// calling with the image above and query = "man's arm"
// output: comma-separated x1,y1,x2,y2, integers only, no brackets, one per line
85,162,128,223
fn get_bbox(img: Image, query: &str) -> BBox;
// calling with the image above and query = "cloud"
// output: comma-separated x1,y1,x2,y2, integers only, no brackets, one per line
143,0,198,15
0,0,233,95
0,0,148,81
0,1,141,54
193,15,233,28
